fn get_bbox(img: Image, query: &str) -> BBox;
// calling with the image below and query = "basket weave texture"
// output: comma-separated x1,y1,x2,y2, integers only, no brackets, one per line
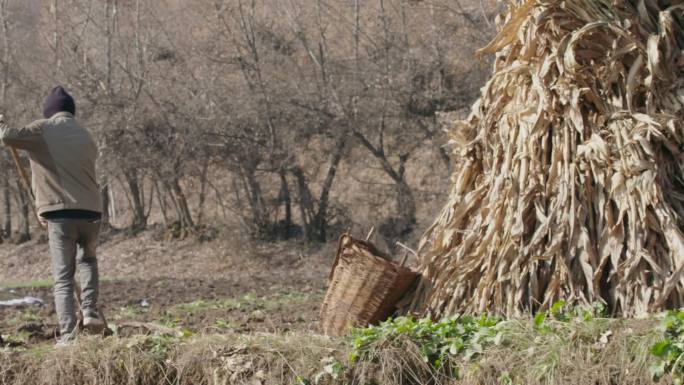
320,234,419,336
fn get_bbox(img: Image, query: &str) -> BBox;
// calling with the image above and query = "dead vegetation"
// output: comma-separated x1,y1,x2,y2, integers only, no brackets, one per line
0,315,669,385
0,333,345,385
416,0,684,318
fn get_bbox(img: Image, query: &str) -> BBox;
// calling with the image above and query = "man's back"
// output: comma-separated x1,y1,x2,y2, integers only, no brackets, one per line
35,112,100,215
1,111,101,216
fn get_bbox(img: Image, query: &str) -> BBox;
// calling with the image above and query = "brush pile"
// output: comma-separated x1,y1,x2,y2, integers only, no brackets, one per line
417,0,684,317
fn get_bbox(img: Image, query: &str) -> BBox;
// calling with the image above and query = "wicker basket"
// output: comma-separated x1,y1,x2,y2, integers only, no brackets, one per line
320,233,419,336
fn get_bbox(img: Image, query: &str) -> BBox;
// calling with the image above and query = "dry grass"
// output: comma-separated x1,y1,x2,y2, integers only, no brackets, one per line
0,317,672,385
416,0,684,317
468,318,661,385
0,333,345,385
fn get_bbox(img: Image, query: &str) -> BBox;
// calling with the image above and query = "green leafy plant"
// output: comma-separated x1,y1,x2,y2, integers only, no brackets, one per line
534,301,608,332
348,316,504,369
313,357,344,384
651,310,684,384
5,309,43,326
125,330,194,359
114,305,146,319
213,319,234,330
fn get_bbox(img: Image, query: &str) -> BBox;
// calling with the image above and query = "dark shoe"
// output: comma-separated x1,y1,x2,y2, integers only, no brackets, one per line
83,309,105,333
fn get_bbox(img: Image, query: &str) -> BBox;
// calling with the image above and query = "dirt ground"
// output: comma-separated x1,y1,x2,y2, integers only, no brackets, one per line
0,226,338,346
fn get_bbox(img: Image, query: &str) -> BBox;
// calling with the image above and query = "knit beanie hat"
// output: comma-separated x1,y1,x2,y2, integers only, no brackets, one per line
43,86,75,119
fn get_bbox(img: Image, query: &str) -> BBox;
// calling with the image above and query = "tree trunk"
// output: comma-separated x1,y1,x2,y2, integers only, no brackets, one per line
196,161,209,226
278,168,292,239
292,167,314,240
2,171,10,238
153,178,169,228
240,164,269,237
171,176,194,230
396,179,416,227
310,135,346,242
100,182,110,227
125,170,146,230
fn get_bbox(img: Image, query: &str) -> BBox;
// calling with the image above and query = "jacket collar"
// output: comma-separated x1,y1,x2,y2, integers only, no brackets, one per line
50,111,74,119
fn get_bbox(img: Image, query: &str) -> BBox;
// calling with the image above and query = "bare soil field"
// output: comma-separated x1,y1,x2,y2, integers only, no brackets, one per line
0,227,337,346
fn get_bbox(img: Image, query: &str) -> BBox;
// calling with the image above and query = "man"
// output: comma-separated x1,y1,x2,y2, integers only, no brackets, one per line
0,86,104,344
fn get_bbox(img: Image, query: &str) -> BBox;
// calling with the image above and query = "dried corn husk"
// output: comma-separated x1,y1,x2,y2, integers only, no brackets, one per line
416,0,684,317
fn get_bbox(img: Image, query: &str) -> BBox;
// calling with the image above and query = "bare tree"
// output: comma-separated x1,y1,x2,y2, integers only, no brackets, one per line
0,0,493,244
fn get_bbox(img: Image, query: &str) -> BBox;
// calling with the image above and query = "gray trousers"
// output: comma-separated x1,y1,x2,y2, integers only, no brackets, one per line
47,219,101,336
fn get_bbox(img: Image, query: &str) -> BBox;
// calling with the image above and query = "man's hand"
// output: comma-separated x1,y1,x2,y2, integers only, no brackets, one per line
37,214,47,229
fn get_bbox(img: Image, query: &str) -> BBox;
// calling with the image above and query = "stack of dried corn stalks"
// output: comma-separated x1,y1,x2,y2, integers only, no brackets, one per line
416,0,684,317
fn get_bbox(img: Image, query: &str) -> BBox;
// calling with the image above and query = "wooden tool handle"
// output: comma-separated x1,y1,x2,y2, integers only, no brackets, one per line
9,147,33,200
9,147,44,229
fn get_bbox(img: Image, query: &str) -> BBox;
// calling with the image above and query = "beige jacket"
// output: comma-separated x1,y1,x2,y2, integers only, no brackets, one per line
0,112,102,215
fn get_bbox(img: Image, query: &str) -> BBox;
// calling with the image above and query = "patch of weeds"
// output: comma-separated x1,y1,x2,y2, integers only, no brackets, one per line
145,312,186,331
498,370,513,385
651,310,684,384
1,278,112,290
313,357,344,384
534,300,608,333
303,303,616,385
1,334,25,348
26,344,52,358
169,291,313,315
112,305,147,320
158,316,182,329
0,279,54,289
171,298,242,314
5,309,43,326
13,330,33,342
266,290,318,307
349,315,504,368
130,329,194,359
138,335,176,358
297,316,505,384
1,330,52,353
529,301,612,381
241,291,314,311
107,322,120,336
214,319,235,330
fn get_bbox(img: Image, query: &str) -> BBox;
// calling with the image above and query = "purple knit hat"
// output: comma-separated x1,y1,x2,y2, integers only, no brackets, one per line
43,86,75,119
